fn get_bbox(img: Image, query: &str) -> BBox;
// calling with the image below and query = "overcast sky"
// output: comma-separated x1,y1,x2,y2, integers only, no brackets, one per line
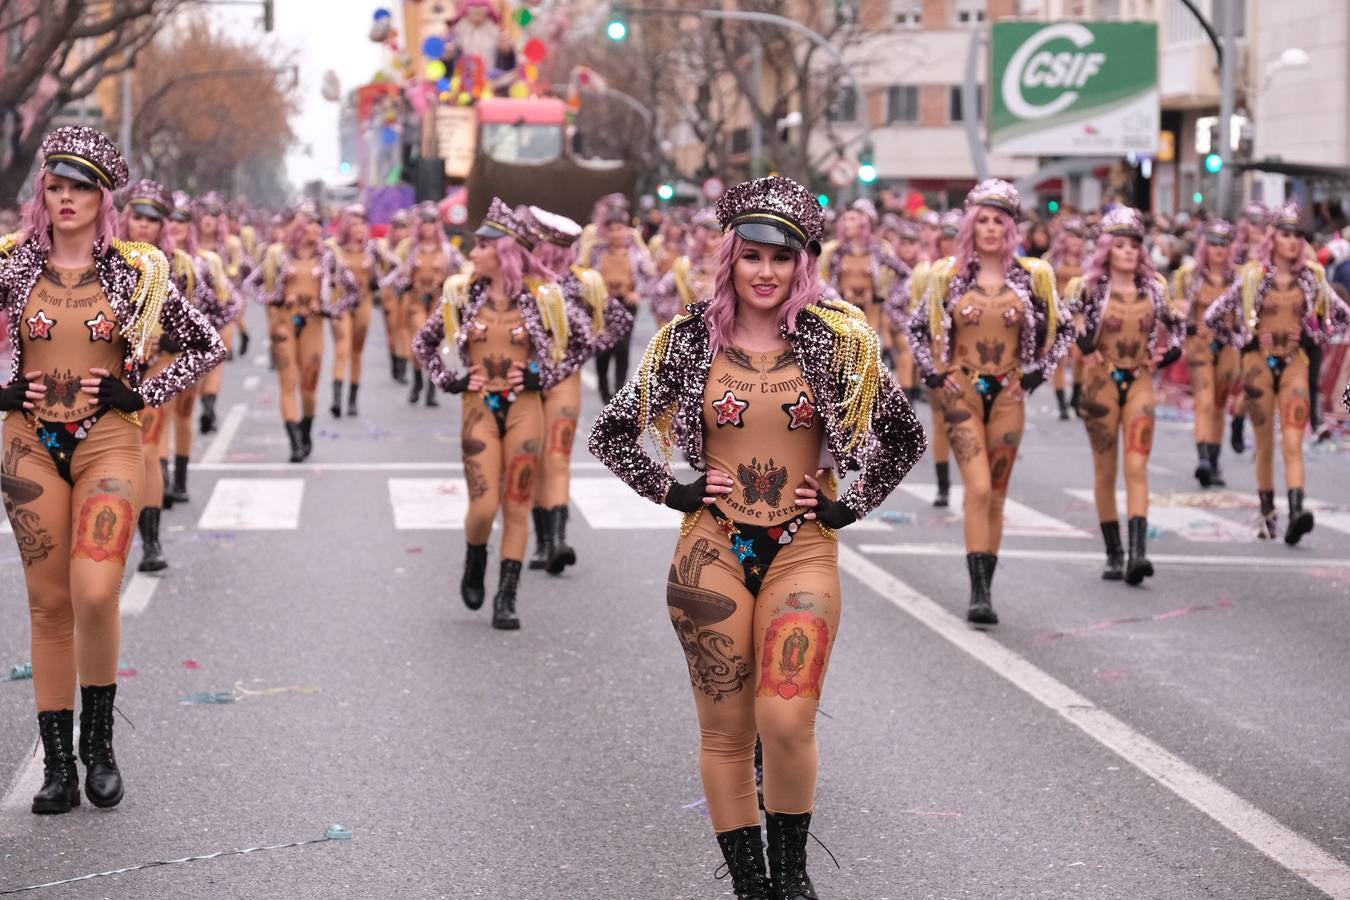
209,0,391,191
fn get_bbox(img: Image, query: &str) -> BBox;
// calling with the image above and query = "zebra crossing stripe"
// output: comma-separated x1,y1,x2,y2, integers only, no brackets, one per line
899,483,1089,538
197,478,305,530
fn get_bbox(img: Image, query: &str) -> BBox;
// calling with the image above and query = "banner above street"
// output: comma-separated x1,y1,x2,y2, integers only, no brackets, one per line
990,21,1159,157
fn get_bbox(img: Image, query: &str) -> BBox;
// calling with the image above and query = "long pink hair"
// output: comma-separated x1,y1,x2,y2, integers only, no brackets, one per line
489,235,556,298
840,209,873,252
1194,234,1234,282
1047,229,1083,271
706,232,817,356
1254,229,1307,274
285,219,316,258
336,214,369,247
1084,231,1160,287
532,241,576,274
689,225,719,260
953,205,1019,275
173,217,199,255
22,170,120,254
117,207,175,255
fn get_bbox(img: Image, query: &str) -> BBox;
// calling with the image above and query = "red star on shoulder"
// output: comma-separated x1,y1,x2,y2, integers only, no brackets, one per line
711,389,748,427
26,310,55,340
781,392,816,430
85,311,116,342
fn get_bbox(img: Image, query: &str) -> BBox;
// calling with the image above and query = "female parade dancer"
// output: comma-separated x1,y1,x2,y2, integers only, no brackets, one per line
520,205,634,574
413,198,569,630
321,203,378,417
653,207,722,324
879,215,922,400
1174,219,1239,488
589,207,655,402
1227,201,1268,452
909,180,1069,624
1070,207,1184,584
377,209,411,383
1206,200,1349,544
193,192,247,433
0,126,223,814
118,179,176,572
1047,216,1087,419
590,176,924,898
384,203,464,407
818,199,906,369
247,203,328,462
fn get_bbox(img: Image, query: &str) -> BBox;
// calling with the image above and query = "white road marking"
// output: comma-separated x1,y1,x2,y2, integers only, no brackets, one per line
193,461,613,473
0,726,78,823
199,403,248,465
899,483,1090,538
197,478,304,530
120,573,159,617
569,477,681,529
839,544,1350,898
252,353,269,367
854,541,1350,569
1065,488,1253,543
0,516,9,534
388,478,474,529
241,375,261,392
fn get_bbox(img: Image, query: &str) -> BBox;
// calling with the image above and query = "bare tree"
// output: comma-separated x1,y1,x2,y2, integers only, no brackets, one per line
0,0,191,206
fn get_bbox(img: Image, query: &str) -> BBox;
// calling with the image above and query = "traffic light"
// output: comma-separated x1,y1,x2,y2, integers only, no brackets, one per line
657,182,674,201
1047,200,1060,213
1204,153,1223,174
1193,192,1205,205
817,193,830,208
262,0,273,32
606,16,628,41
857,146,878,184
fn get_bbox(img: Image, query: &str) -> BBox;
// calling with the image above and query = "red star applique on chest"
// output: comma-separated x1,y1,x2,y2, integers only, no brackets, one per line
509,324,530,345
958,304,981,325
26,310,55,340
782,392,815,430
467,321,488,342
1001,306,1021,327
712,390,748,427
85,311,116,342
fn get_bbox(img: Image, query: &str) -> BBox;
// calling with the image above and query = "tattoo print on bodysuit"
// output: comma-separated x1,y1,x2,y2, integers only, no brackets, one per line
988,434,1018,491
737,458,787,508
463,458,489,500
548,411,578,457
504,454,536,504
756,603,831,701
1,439,56,567
1126,407,1155,455
667,538,750,702
72,482,134,564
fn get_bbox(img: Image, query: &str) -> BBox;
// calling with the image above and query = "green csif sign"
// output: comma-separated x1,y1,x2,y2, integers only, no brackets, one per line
990,21,1159,156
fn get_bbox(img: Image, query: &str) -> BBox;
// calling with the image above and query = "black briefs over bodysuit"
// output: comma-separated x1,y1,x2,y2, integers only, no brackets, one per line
961,367,1013,425
707,505,813,598
30,408,111,485
483,390,515,438
1109,366,1140,407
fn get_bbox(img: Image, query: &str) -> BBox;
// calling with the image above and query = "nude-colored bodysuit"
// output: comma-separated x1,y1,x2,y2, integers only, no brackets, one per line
466,301,531,394
838,253,874,308
599,249,634,299
951,285,1022,378
21,266,123,423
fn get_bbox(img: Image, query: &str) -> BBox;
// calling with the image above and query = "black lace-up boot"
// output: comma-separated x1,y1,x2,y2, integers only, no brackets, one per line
31,710,78,815
1194,442,1213,487
528,508,552,570
1055,388,1070,420
933,461,951,508
1285,488,1315,546
1099,520,1124,581
330,379,343,418
198,394,218,433
425,382,438,408
167,454,190,504
766,811,823,900
546,506,577,574
347,383,360,417
715,826,774,899
285,421,304,463
1070,381,1083,417
136,507,168,572
1258,490,1278,540
461,544,488,610
1207,443,1226,487
1230,415,1246,453
965,552,998,625
1125,516,1154,586
160,458,174,509
408,368,423,404
492,559,522,630
299,416,314,459
78,684,124,808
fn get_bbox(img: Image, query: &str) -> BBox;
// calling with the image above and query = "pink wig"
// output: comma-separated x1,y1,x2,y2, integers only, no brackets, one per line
1084,231,1160,287
22,170,121,255
1254,229,1307,274
688,225,719,260
1047,229,1083,271
840,209,873,251
705,232,817,357
1194,234,1235,283
532,241,577,274
336,213,369,247
117,206,175,256
953,205,1019,275
490,236,556,298
172,218,199,255
284,218,316,257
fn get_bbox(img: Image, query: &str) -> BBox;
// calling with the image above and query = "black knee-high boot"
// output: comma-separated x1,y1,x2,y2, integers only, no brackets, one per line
528,507,552,570
137,508,168,572
1285,488,1315,546
79,684,124,808
31,710,78,815
168,454,190,504
1100,520,1124,581
198,394,218,433
330,379,343,418
1125,516,1154,586
715,826,773,900
492,559,522,630
965,552,998,625
461,544,487,610
546,505,577,574
1194,442,1213,487
933,461,951,508
1258,490,1278,539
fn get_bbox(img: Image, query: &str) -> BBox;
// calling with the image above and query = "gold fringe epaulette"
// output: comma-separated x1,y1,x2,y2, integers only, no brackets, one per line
636,310,695,458
440,271,472,348
262,242,285,294
927,256,957,347
526,276,569,364
805,300,882,452
571,265,608,331
908,259,930,313
199,249,230,303
1018,256,1060,353
0,230,22,259
112,239,170,363
1064,275,1085,310
172,248,197,301
673,255,694,305
1239,259,1265,333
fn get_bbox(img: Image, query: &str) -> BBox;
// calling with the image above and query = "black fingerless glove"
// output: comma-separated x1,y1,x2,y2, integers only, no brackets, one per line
521,365,542,392
1186,322,1198,337
443,372,471,395
812,495,858,530
0,376,30,412
663,476,708,513
158,333,182,354
1076,334,1097,354
1158,346,1182,368
95,377,145,413
1019,370,1046,393
924,372,946,389
1300,331,1319,353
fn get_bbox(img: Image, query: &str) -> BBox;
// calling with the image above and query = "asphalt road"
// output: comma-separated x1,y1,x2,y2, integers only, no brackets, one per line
2,301,1349,899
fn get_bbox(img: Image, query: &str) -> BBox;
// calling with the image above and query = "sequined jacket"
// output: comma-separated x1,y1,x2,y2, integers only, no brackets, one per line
174,249,241,332
0,235,225,409
907,256,1071,382
379,237,466,296
588,297,926,520
1205,260,1350,350
557,266,634,380
412,276,567,393
1070,272,1185,360
586,242,658,303
244,244,326,311
820,239,909,311
319,240,375,317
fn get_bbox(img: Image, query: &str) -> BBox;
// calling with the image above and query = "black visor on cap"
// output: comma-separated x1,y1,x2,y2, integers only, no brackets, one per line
44,157,106,189
1204,233,1232,246
733,219,820,256
475,223,508,240
169,208,192,223
129,201,166,220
